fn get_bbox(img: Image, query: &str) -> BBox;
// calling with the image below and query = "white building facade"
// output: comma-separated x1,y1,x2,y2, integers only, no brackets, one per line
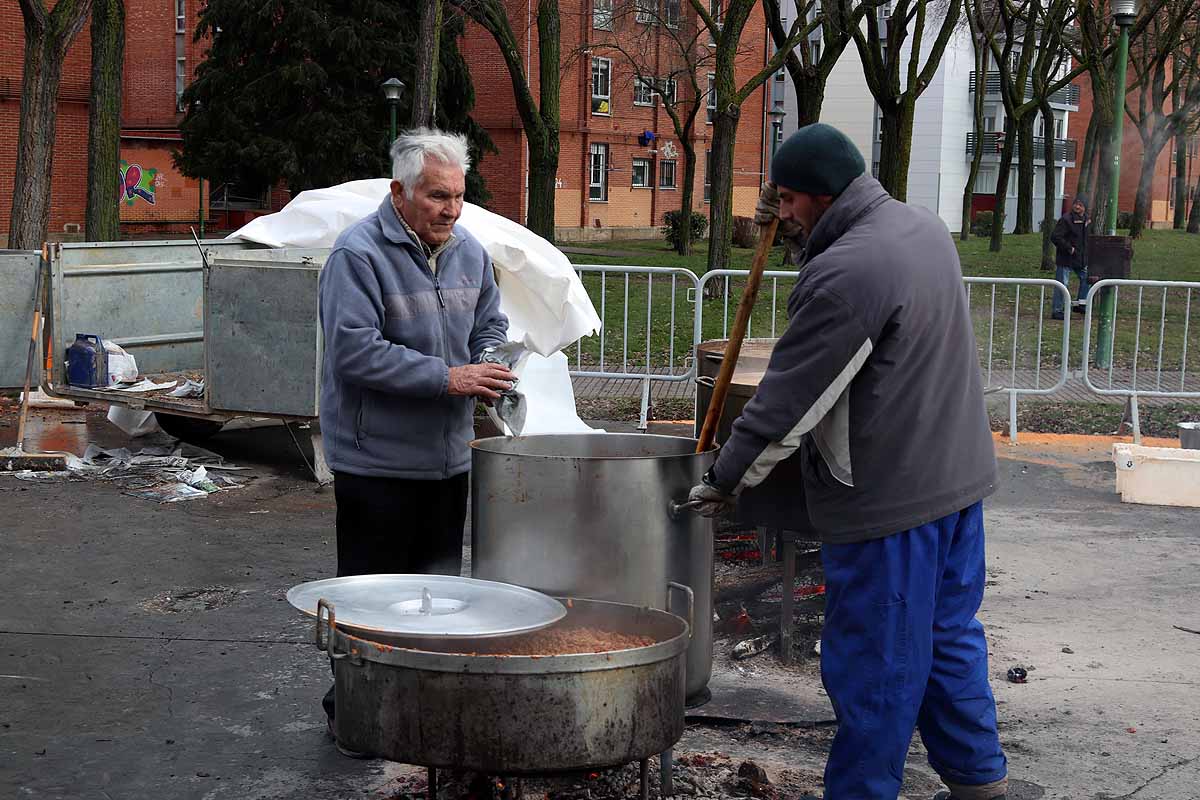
770,3,1081,234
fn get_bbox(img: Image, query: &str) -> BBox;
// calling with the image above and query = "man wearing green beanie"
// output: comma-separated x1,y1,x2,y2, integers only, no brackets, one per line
688,124,1007,800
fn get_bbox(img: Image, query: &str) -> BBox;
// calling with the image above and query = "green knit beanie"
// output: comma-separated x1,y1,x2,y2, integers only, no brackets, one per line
770,123,866,196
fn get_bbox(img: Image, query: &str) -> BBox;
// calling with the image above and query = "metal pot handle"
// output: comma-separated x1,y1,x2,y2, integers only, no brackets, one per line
666,581,694,639
316,598,348,660
668,499,703,520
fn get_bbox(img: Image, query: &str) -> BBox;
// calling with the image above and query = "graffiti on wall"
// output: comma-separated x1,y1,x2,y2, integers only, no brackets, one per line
119,161,161,206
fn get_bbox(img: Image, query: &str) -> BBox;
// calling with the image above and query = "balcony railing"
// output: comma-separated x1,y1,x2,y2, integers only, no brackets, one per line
966,132,1078,163
969,71,1081,107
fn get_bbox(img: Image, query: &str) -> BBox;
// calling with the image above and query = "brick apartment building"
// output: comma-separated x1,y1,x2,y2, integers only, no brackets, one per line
0,0,285,243
1065,70,1199,227
460,1,772,241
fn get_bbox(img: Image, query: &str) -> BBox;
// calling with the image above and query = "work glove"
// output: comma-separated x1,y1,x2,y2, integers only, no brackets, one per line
754,182,780,225
686,477,737,518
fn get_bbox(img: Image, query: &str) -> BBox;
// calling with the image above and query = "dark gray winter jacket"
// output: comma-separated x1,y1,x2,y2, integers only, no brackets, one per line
318,196,508,480
708,175,996,543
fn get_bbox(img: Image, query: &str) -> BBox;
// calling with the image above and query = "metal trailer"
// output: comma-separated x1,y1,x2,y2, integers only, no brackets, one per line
37,240,335,482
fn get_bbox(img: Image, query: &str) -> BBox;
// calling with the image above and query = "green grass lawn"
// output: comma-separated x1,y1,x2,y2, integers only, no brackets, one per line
564,231,1200,379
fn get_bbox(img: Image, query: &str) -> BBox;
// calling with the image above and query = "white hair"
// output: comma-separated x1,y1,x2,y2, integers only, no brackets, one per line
390,128,471,198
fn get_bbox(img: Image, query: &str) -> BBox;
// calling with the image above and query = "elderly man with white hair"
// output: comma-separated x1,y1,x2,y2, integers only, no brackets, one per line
317,127,513,745
318,130,512,574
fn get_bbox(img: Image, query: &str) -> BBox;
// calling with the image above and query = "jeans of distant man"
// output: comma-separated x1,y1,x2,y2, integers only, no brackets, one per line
1053,265,1088,316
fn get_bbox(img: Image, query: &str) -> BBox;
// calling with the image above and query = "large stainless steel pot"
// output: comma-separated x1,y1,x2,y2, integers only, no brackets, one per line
323,598,688,772
470,434,715,701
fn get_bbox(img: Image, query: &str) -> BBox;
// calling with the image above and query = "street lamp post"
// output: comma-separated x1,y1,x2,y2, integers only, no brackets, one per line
382,78,406,147
767,106,786,164
1096,0,1137,368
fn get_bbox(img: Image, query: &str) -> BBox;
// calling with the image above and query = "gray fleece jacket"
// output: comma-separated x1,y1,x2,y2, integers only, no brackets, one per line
709,175,996,543
318,196,508,479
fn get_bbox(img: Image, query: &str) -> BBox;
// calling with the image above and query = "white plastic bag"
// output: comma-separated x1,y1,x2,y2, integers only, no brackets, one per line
103,340,138,385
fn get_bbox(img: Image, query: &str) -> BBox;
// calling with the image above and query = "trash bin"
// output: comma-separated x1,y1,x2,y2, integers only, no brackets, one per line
1180,422,1200,450
1087,235,1133,280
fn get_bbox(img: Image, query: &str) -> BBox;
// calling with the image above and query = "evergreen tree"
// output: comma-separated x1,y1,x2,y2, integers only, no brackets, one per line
175,0,492,203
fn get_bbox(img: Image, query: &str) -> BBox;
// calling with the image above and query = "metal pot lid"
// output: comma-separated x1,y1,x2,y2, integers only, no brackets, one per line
286,574,566,638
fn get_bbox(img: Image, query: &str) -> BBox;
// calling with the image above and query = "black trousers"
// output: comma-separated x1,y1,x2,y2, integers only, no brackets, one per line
324,470,469,721
333,470,469,578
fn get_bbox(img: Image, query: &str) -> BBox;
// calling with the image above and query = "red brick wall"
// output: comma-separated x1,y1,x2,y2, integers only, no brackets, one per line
1064,69,1195,225
459,0,770,231
0,0,279,242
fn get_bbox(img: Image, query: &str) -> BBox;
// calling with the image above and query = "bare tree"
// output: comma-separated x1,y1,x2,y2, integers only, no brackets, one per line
849,0,964,202
1123,0,1200,238
962,0,999,240
977,0,1087,251
9,0,94,249
587,0,715,254
86,0,125,242
412,0,445,128
689,0,821,272
761,0,868,127
450,0,560,241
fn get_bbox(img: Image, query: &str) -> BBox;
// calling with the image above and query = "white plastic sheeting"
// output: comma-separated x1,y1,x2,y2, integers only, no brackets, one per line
227,179,601,435
226,179,600,357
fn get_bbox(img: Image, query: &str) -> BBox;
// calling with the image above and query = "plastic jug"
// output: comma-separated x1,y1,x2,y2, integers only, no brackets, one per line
66,334,109,388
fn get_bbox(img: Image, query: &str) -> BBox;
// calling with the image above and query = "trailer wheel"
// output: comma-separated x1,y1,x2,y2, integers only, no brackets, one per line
154,413,225,442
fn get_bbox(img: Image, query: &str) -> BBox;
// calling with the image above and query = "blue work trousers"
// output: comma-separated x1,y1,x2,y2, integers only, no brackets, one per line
820,502,1007,799
1052,265,1088,316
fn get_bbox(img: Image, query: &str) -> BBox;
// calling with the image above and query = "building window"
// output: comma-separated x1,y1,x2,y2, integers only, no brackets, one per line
636,0,654,24
660,78,678,105
634,78,655,106
589,143,609,201
809,37,821,63
591,58,612,115
593,0,613,30
663,0,681,27
706,74,716,124
175,0,186,33
1055,117,1064,140
704,150,712,202
632,158,653,188
659,159,677,188
176,57,187,112
771,73,785,106
983,115,995,132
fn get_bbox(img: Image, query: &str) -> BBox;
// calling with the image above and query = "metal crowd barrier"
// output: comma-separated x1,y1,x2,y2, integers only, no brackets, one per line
693,270,1072,441
569,264,701,428
1081,279,1200,442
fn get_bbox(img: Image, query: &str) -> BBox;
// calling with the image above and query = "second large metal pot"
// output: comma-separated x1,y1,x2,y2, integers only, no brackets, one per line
325,598,688,772
470,434,715,701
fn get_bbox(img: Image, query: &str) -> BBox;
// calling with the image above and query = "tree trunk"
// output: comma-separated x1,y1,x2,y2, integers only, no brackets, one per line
989,130,1018,252
1173,132,1188,229
1091,129,1116,233
1188,176,1200,233
1039,102,1057,270
678,140,698,256
793,72,826,128
86,0,124,243
961,49,990,241
1076,112,1099,200
9,0,94,249
411,0,443,128
1014,115,1035,234
1128,131,1169,240
878,98,916,201
706,105,740,273
525,127,558,243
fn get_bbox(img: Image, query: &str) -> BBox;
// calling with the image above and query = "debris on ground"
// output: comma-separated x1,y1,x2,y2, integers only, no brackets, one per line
0,442,249,501
1007,666,1028,684
380,751,820,800
1062,646,1075,654
732,633,778,661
